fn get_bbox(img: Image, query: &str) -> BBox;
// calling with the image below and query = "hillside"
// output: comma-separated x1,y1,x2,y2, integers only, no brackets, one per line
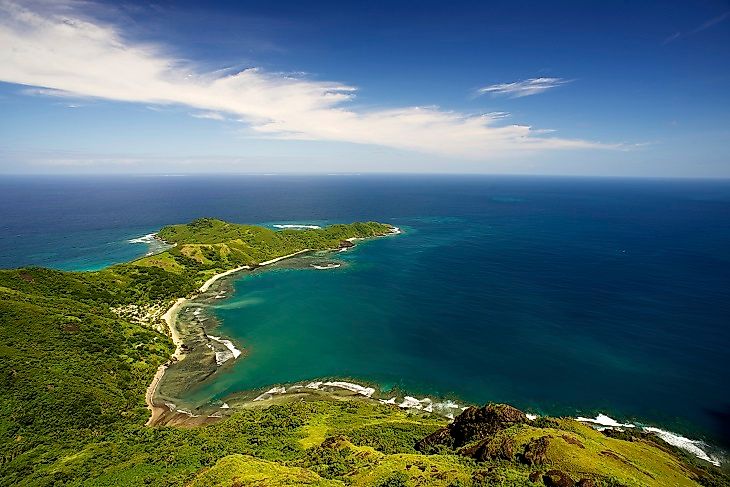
137,218,392,277
0,219,726,486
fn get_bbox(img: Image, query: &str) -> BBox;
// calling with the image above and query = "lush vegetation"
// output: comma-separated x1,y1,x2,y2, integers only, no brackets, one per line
0,219,726,486
147,218,393,275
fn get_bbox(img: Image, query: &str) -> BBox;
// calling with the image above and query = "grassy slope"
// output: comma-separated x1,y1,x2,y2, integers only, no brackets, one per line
0,219,726,486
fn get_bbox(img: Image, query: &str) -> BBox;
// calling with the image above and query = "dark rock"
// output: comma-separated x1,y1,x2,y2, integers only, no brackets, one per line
338,240,355,248
461,435,515,461
576,479,595,487
320,435,349,448
561,434,585,449
417,427,454,452
471,469,508,486
600,428,644,442
599,450,624,462
416,403,527,453
19,272,34,282
523,436,551,466
542,469,575,487
529,471,542,483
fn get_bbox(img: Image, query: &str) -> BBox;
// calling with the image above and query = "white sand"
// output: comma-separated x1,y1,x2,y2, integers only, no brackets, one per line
199,265,251,292
162,297,187,359
258,249,311,266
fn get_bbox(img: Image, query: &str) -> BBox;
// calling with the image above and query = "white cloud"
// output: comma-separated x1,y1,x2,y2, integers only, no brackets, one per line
191,111,226,121
477,78,571,98
0,1,611,159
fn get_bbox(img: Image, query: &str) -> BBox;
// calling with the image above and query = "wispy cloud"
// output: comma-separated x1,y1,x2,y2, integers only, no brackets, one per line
690,11,729,34
663,32,681,44
663,11,729,44
0,1,613,159
476,78,571,98
191,111,226,121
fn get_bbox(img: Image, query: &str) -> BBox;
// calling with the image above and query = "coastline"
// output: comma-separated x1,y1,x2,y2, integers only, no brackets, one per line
146,297,188,425
141,224,725,466
145,230,399,425
199,265,251,293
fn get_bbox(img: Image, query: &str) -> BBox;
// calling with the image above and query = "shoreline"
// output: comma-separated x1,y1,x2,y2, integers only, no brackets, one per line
144,255,304,424
144,230,399,425
140,225,725,465
199,265,251,293
145,297,188,425
229,377,725,467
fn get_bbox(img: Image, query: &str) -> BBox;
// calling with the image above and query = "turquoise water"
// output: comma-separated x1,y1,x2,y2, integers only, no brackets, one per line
196,211,728,448
1,175,728,450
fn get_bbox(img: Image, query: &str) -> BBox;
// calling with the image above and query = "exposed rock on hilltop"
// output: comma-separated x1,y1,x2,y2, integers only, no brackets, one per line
417,403,527,452
415,402,724,487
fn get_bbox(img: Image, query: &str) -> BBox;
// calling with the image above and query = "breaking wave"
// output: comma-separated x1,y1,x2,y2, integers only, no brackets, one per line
273,224,322,229
576,413,722,466
128,233,157,244
311,263,341,270
208,335,243,366
127,232,172,256
641,427,721,466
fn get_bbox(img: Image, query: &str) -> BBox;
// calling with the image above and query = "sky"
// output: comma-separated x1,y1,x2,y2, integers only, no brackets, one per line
0,0,728,176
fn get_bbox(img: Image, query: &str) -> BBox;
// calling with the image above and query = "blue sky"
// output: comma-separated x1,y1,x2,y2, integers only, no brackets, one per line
0,0,728,176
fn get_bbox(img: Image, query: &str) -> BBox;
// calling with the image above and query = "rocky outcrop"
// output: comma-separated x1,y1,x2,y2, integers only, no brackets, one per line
460,434,516,461
338,240,355,248
523,435,551,465
542,470,575,487
516,470,594,487
561,434,585,449
416,403,527,453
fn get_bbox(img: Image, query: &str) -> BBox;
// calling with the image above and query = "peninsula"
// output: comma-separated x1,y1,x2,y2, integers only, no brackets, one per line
0,219,726,486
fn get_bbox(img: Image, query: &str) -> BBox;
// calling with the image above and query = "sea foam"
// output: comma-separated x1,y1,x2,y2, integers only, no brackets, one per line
273,224,321,229
306,381,376,397
311,263,341,270
643,427,721,466
577,413,722,466
389,395,463,418
208,335,242,366
128,233,157,244
128,232,172,255
576,413,635,428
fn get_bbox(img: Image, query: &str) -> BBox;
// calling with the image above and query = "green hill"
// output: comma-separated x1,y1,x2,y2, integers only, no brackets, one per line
0,219,726,486
141,218,392,276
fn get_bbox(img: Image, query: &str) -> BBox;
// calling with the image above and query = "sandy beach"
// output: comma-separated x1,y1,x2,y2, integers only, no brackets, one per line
199,265,251,292
161,297,187,355
146,297,188,425
258,248,311,266
145,365,168,426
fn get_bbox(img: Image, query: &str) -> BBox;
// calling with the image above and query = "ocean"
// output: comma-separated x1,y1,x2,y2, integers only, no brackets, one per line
1,174,728,454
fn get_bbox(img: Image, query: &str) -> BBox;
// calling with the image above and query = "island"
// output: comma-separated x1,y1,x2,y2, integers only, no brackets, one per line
0,219,726,486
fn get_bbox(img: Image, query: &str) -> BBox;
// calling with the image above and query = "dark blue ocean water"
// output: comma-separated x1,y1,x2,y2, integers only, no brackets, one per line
1,175,728,448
